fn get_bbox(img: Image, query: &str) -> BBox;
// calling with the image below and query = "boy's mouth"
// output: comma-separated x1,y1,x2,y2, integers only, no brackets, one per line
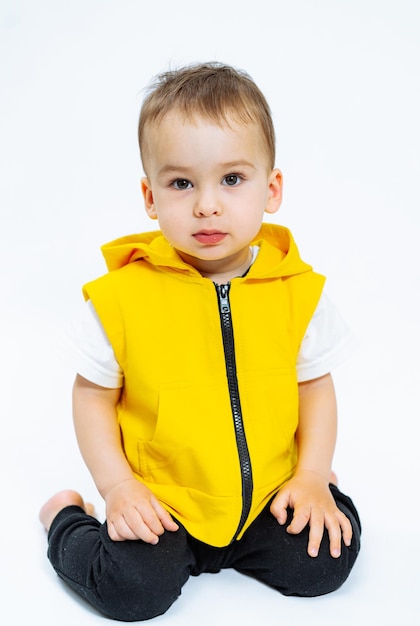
193,230,227,245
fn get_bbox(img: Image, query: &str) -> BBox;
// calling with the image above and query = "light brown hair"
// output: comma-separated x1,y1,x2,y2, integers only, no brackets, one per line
138,62,276,170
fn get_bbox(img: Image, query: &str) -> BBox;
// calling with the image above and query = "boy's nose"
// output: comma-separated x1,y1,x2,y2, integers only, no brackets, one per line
193,189,222,217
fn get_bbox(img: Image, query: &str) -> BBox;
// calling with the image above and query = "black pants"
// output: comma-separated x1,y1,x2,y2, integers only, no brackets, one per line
46,484,361,622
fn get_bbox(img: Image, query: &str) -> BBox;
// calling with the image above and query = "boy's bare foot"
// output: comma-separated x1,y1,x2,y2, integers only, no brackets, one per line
39,489,95,532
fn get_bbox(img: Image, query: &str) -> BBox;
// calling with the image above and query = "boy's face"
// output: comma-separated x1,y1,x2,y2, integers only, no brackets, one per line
141,112,282,281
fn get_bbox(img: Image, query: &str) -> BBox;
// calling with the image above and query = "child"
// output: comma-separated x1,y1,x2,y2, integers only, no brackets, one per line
40,62,361,621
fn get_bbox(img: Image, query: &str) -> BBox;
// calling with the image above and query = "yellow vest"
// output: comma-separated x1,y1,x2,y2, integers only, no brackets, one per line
83,224,325,547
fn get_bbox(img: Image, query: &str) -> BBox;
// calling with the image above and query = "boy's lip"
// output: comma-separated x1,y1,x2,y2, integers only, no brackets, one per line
193,230,227,244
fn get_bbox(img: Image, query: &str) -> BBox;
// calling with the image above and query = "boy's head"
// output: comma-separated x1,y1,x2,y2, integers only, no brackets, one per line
138,62,283,283
138,62,276,173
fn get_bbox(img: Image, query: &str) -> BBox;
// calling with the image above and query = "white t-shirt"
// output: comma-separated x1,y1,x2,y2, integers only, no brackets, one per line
61,289,353,388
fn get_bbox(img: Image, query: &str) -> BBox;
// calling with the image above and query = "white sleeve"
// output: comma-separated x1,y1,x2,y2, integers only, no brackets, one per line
60,300,123,388
296,291,355,383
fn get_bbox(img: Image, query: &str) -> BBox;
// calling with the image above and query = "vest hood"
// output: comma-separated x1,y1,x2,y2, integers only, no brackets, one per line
100,223,312,280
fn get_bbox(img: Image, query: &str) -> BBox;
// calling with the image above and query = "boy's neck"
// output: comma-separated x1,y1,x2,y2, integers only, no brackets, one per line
178,248,253,285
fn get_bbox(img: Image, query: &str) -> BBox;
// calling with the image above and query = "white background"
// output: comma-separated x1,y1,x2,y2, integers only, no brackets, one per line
1,0,419,623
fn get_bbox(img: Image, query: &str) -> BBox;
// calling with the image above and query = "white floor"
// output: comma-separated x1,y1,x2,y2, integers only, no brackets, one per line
2,1,420,624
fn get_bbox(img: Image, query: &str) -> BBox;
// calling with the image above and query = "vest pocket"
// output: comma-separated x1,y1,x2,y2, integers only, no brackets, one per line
136,379,241,496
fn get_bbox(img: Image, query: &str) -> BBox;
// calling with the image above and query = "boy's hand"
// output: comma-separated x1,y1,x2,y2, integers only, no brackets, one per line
270,470,352,558
104,478,179,543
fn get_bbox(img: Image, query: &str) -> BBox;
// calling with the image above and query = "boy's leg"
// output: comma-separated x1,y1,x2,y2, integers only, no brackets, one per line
45,503,195,621
231,484,361,597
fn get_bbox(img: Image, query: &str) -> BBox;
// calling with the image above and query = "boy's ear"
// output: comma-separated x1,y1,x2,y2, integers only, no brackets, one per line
265,168,283,215
141,177,158,219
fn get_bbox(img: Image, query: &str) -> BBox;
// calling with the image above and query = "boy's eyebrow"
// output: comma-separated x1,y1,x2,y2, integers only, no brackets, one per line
157,164,188,177
220,160,257,171
157,160,257,176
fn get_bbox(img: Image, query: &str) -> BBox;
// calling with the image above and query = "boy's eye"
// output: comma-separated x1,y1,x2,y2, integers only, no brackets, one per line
223,174,241,186
172,179,191,190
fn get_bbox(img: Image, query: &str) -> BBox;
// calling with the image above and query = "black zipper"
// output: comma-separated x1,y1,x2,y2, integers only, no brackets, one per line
215,282,253,542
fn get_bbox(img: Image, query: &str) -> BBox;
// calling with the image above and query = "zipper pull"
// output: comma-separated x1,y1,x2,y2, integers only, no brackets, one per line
217,283,231,314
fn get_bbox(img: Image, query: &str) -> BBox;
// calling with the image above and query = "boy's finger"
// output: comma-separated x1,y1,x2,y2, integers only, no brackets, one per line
135,503,166,537
286,505,311,535
270,490,290,525
338,511,353,547
306,510,325,557
108,516,159,544
151,497,179,531
325,516,343,558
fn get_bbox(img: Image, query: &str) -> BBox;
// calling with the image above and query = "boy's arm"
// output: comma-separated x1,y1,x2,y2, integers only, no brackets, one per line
72,374,178,543
270,373,352,557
